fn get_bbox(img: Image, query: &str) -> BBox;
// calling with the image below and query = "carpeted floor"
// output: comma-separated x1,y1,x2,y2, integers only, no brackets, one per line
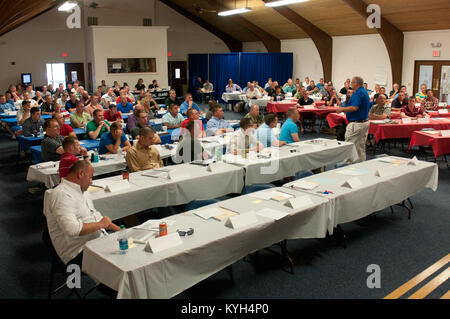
0,105,448,299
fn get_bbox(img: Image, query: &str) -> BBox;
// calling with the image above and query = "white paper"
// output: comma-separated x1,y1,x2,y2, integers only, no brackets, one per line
144,233,183,254
325,140,339,147
270,190,294,201
105,180,130,193
36,161,57,169
337,169,364,176
284,195,314,210
303,105,315,110
141,219,176,229
402,118,412,124
256,208,289,221
206,162,228,173
418,118,430,123
193,208,223,220
248,191,272,201
168,169,190,180
374,167,397,178
341,177,363,189
290,180,320,190
225,211,258,230
441,130,450,137
438,109,448,114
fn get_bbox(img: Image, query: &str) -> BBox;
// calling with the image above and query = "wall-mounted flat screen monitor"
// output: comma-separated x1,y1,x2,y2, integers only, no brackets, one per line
21,73,32,85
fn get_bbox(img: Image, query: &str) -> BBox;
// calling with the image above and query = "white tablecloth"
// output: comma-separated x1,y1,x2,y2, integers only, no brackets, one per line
223,139,358,185
221,92,244,102
283,156,438,230
89,162,245,220
82,187,329,299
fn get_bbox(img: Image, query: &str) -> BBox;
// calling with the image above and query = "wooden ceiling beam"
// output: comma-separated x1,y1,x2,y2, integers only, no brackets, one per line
342,0,404,85
159,0,243,52
265,3,333,81
212,0,281,52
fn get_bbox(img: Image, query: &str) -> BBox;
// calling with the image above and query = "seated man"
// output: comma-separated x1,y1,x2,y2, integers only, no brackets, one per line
421,89,439,111
255,113,287,148
391,91,408,110
101,87,117,106
325,88,341,106
229,117,264,155
279,108,300,144
369,95,391,120
117,96,134,115
306,80,319,95
54,112,76,138
86,109,111,140
180,108,205,137
265,81,277,97
44,160,120,267
65,92,78,112
164,89,183,107
271,86,285,101
41,119,65,162
148,80,159,90
17,100,31,125
206,105,233,136
85,95,103,116
373,87,389,101
0,94,14,112
225,79,241,93
70,101,91,128
22,107,45,137
174,120,208,164
400,97,424,119
40,94,56,116
98,122,131,155
246,83,261,99
415,84,428,102
180,93,201,115
125,127,163,172
59,136,88,178
319,83,330,101
244,104,264,128
161,103,185,129
130,109,162,144
283,78,296,95
126,104,145,133
103,103,123,124
297,91,315,133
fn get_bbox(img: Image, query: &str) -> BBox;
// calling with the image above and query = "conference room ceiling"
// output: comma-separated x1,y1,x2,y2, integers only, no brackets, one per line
169,0,450,41
0,0,449,40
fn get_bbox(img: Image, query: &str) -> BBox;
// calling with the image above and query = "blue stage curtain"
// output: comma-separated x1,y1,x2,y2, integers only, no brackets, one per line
188,54,209,96
239,53,293,89
208,53,240,102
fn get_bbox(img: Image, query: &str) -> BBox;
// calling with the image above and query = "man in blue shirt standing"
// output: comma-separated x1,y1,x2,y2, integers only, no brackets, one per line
336,76,370,163
279,108,301,144
180,93,201,115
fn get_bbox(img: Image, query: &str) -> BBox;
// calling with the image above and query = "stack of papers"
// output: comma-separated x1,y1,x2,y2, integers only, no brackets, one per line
290,180,320,190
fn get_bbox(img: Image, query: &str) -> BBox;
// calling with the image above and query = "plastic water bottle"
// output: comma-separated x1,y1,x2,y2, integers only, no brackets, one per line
118,225,128,255
39,127,44,137
216,147,222,162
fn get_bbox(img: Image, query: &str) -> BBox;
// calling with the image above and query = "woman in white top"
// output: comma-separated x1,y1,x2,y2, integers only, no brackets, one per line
229,117,264,155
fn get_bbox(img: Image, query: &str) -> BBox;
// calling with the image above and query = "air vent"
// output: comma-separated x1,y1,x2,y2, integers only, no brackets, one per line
88,17,98,26
143,18,152,26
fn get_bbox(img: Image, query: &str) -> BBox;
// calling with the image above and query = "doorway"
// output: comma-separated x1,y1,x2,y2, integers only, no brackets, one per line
46,63,66,89
414,61,450,103
65,63,85,88
168,61,187,97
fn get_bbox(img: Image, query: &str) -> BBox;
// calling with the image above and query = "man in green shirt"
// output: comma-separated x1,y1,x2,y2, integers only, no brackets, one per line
70,101,92,128
86,109,111,139
244,104,264,128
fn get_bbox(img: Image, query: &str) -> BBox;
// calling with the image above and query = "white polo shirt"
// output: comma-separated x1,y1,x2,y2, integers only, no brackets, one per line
43,179,104,264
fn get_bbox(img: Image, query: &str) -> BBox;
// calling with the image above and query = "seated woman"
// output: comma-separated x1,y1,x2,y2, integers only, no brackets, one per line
271,86,285,102
98,122,131,154
400,97,424,119
229,117,264,156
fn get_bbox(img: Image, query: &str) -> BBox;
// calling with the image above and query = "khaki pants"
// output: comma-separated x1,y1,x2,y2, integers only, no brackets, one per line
345,121,370,163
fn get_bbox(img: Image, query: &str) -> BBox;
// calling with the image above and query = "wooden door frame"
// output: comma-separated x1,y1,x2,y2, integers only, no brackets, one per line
414,60,450,98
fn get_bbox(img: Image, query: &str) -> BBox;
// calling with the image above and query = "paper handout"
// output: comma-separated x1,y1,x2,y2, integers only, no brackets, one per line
105,180,130,192
290,180,320,191
284,195,314,210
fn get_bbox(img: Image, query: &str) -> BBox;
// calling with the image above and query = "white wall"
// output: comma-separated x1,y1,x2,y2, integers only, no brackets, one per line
403,29,450,94
243,42,267,53
332,34,392,91
87,26,168,88
281,39,323,83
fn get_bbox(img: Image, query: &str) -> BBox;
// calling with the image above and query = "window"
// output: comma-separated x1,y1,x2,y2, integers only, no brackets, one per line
46,63,66,88
107,58,156,74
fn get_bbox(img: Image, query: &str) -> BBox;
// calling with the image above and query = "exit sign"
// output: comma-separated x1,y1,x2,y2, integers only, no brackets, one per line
433,50,441,57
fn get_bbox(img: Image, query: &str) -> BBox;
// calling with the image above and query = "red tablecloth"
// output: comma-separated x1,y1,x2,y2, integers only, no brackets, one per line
314,100,325,107
369,118,450,143
298,106,338,118
426,111,450,118
326,113,348,128
267,101,298,113
409,131,450,158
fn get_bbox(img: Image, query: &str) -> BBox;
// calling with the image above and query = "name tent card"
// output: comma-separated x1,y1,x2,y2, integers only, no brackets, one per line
256,208,289,221
304,105,315,110
325,140,339,147
284,195,314,210
374,166,397,178
402,118,412,124
438,109,448,114
407,156,419,166
225,211,258,230
144,233,183,254
441,130,450,137
207,162,228,173
341,177,363,189
105,180,130,193
417,118,430,123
